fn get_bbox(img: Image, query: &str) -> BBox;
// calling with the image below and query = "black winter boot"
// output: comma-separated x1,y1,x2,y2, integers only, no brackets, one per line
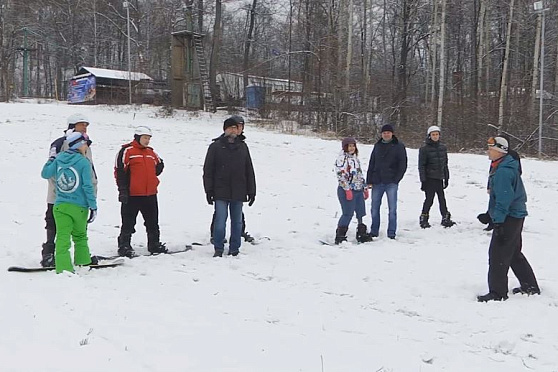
40,228,56,267
117,235,136,258
148,232,168,254
512,285,540,296
334,226,348,244
441,212,455,227
356,223,373,243
477,292,508,302
419,213,431,229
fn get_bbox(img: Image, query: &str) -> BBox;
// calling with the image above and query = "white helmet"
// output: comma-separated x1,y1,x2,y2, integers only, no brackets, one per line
134,126,152,137
427,125,441,136
67,113,90,128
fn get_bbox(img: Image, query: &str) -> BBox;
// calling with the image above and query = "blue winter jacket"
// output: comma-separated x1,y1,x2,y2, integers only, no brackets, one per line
488,154,527,224
41,150,97,210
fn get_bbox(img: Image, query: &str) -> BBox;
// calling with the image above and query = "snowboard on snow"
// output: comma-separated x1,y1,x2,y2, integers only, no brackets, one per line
95,245,193,261
8,258,125,273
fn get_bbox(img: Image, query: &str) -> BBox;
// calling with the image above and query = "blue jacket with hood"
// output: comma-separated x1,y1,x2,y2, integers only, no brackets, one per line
41,149,97,210
488,154,527,224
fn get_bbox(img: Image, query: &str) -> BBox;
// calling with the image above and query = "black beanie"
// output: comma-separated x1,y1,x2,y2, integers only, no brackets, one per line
223,117,239,131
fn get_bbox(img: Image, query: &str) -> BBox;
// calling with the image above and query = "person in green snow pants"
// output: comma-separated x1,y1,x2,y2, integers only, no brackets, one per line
41,132,98,273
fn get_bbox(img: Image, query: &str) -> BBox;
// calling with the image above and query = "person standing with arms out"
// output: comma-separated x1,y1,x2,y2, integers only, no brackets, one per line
366,124,407,239
41,132,97,274
203,117,256,257
418,126,455,228
477,136,540,302
334,137,372,244
114,126,166,257
40,113,97,267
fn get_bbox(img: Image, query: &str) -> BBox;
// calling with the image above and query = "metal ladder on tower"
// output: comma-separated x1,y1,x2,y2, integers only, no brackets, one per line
192,33,215,112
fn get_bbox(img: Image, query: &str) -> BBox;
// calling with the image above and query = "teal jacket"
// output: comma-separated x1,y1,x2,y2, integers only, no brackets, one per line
488,154,527,224
41,150,97,210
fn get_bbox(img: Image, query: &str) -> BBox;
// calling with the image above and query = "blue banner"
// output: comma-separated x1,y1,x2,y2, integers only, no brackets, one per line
68,75,96,103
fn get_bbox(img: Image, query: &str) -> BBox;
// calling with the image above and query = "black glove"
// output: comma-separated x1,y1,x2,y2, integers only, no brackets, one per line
247,194,256,207
443,179,449,189
477,212,492,225
493,223,506,242
87,209,97,224
420,182,426,191
206,193,214,205
155,159,164,176
119,191,129,204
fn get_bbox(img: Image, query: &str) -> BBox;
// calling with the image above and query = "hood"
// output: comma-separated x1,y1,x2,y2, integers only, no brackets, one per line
499,153,520,171
56,150,85,167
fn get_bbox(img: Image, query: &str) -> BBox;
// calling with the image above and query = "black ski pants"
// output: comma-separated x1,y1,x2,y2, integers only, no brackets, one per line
45,203,56,231
488,216,539,296
421,178,448,216
120,195,160,242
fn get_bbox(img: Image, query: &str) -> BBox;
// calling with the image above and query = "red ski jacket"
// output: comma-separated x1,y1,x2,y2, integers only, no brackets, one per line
114,140,163,196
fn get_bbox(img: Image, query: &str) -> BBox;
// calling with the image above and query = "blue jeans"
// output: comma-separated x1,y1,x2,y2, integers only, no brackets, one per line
213,200,243,254
337,187,366,227
370,183,398,238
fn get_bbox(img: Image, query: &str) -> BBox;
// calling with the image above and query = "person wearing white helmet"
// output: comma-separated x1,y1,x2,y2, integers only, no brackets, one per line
40,113,98,267
418,125,454,228
114,126,166,257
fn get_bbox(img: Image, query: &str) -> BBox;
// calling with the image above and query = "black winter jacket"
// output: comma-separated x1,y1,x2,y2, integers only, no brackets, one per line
366,135,407,185
203,135,256,202
418,138,449,182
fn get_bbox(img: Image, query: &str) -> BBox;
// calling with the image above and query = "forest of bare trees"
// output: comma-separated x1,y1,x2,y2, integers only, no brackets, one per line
1,0,558,155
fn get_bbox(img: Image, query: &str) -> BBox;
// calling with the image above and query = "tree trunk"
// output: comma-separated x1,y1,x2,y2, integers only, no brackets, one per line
531,14,542,115
242,0,257,94
345,0,353,91
436,0,446,127
209,0,222,100
497,0,515,131
430,0,439,110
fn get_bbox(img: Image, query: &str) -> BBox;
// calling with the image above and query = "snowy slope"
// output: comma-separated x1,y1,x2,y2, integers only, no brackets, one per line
0,101,557,372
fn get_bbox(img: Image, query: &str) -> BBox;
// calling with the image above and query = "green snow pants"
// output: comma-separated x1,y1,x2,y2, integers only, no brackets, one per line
53,203,91,273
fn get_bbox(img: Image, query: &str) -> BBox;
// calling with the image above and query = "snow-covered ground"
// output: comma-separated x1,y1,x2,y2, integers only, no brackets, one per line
1,101,557,371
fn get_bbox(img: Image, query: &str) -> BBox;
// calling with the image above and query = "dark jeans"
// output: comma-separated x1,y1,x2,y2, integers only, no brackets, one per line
119,195,160,243
370,183,398,238
421,179,448,216
213,200,243,254
211,211,246,237
487,217,539,296
337,187,366,227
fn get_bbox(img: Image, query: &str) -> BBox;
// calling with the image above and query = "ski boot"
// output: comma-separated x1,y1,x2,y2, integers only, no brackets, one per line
148,242,168,255
117,235,136,258
441,212,455,227
40,252,55,268
40,228,56,267
334,226,348,244
242,231,255,243
419,213,431,229
512,285,540,296
356,223,373,243
477,292,508,302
